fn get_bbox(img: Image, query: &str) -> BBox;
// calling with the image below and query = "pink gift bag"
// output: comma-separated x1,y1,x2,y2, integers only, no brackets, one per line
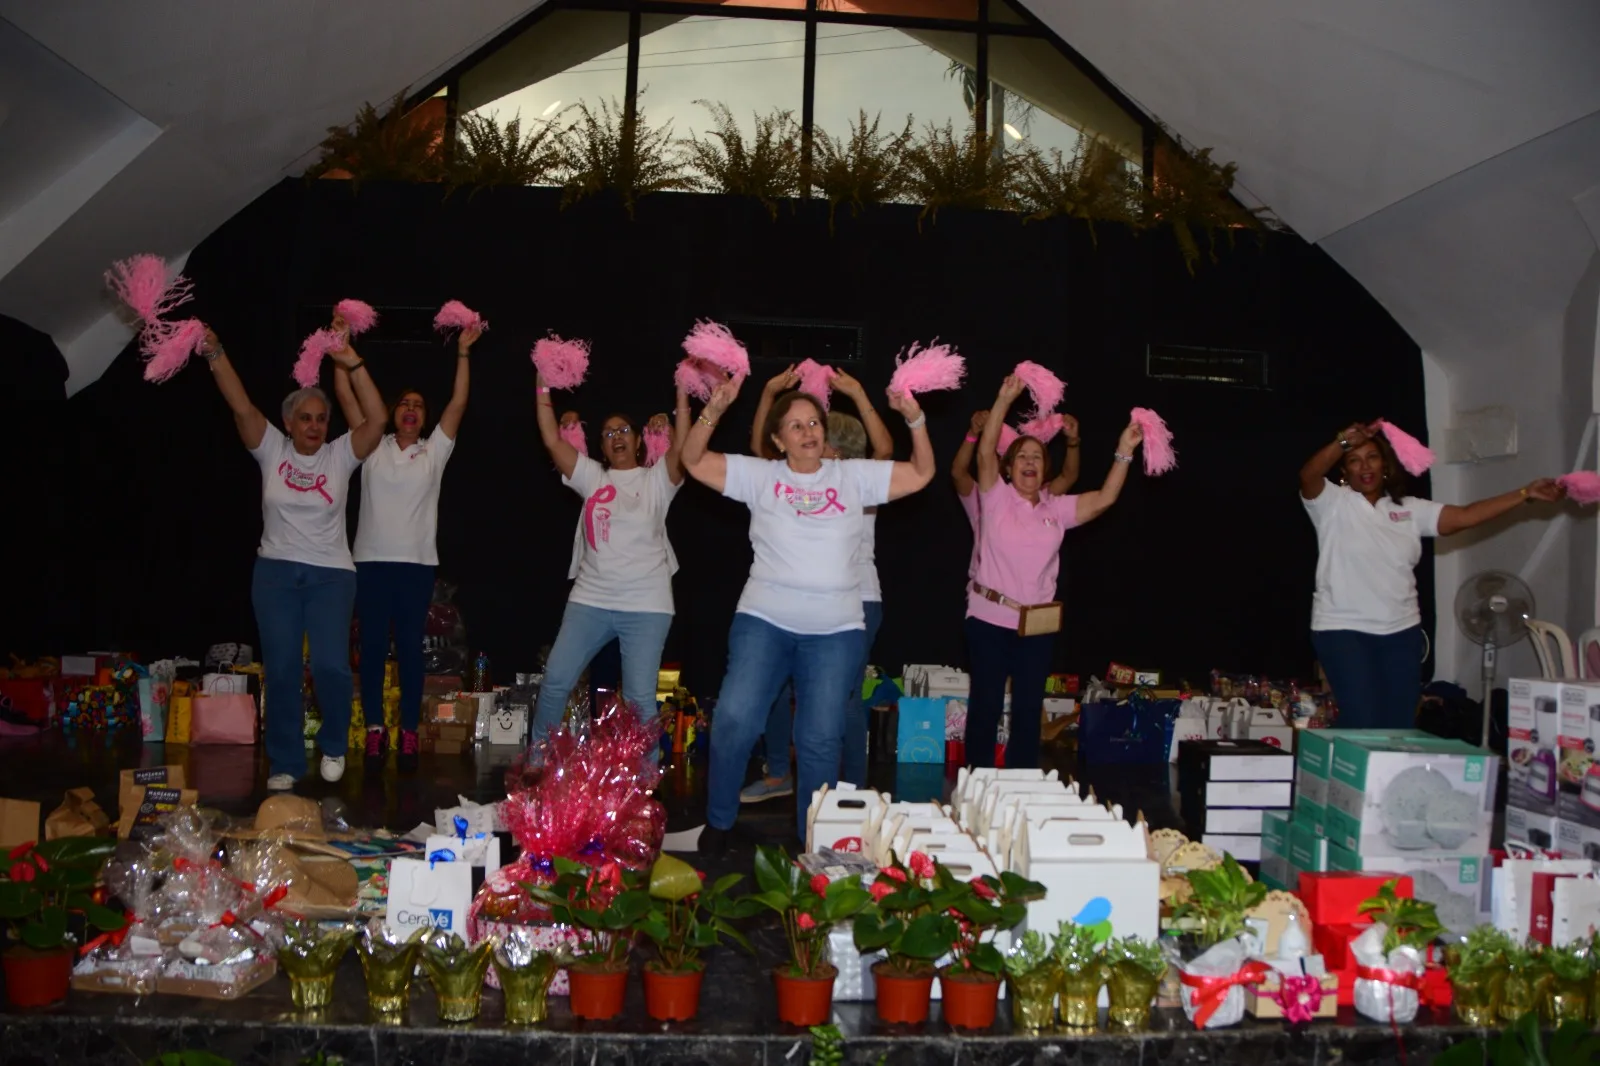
190,693,258,745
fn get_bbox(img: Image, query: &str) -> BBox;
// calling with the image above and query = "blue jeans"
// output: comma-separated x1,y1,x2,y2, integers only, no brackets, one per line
1312,627,1424,730
964,616,1053,769
532,601,672,741
760,600,883,785
252,558,358,778
710,613,862,839
356,562,434,732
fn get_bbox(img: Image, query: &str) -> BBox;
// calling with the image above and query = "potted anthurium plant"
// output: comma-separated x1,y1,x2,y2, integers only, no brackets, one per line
1169,854,1270,1029
1003,930,1059,1031
527,857,650,1020
633,853,757,1022
1101,935,1167,1032
0,837,123,1008
853,851,964,1025
936,868,1045,1030
1351,878,1445,1023
750,845,871,1026
1444,925,1512,1025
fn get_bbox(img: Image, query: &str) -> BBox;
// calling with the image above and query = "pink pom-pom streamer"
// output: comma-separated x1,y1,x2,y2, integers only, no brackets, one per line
434,300,487,335
996,424,1019,455
1376,419,1435,476
682,320,750,380
1560,471,1600,505
559,419,589,457
1018,412,1064,445
333,299,378,335
533,334,592,390
1013,360,1065,418
674,357,725,402
141,318,208,384
1130,407,1176,476
794,359,836,411
106,255,193,323
293,329,343,389
643,424,671,467
888,341,966,396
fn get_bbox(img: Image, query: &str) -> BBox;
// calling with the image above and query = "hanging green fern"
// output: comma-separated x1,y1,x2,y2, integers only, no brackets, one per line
452,111,565,192
898,121,1024,229
680,101,802,217
305,90,447,188
559,98,693,216
808,110,914,232
1014,137,1142,243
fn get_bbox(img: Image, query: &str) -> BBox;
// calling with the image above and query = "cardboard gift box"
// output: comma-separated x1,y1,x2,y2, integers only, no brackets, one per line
1324,735,1499,857
1298,871,1414,925
0,798,41,850
1245,972,1340,1019
422,721,472,755
118,766,187,820
118,784,200,840
46,787,110,839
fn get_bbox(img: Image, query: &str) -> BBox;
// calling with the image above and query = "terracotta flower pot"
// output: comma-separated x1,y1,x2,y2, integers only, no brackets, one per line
773,966,836,1027
568,965,629,1021
873,962,934,1025
3,947,72,1009
643,966,703,1022
939,970,1000,1030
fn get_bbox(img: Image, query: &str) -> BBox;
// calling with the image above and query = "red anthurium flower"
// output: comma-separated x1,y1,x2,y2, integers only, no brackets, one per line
796,913,816,931
9,862,36,883
869,880,894,902
809,874,831,896
880,866,907,883
908,852,935,879
7,842,34,861
972,880,997,900
32,853,48,873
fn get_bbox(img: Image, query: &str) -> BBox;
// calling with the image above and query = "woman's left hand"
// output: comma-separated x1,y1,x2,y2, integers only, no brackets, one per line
1117,422,1144,454
1525,478,1564,502
832,370,865,401
886,388,923,424
457,326,482,356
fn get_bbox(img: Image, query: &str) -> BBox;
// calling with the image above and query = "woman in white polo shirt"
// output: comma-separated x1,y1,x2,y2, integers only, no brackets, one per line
201,321,388,791
682,376,933,853
530,370,692,741
1300,421,1563,729
335,325,481,771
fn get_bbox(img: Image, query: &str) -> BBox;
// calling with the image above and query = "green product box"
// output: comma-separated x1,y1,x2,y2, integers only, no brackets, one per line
1324,734,1498,857
1286,819,1329,873
1261,809,1292,858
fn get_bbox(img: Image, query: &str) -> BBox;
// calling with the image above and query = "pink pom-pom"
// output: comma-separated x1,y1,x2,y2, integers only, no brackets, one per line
1376,419,1435,476
794,359,837,411
1130,407,1176,476
433,300,487,335
559,419,589,457
293,329,343,388
532,334,592,390
682,320,750,380
333,298,378,335
1018,412,1064,444
643,424,671,466
1560,471,1600,505
105,254,193,323
141,318,208,384
889,341,966,396
1013,360,1065,417
674,357,725,401
996,424,1019,455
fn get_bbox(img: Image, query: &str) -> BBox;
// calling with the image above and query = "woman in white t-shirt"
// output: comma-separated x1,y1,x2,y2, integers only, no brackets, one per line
530,370,692,740
1300,421,1563,729
683,375,934,854
200,322,388,791
334,326,481,771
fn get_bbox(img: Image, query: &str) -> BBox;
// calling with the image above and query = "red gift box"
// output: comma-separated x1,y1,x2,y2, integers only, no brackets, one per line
0,678,55,722
1313,921,1368,973
1298,871,1414,924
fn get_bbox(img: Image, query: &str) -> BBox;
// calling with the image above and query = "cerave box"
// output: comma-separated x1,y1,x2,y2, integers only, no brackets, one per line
1324,735,1497,856
1508,678,1563,815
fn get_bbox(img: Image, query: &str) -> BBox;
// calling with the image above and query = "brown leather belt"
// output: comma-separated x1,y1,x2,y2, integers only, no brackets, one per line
969,581,1025,612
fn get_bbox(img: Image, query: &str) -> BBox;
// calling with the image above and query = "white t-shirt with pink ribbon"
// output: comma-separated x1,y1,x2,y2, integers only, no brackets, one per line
563,456,681,615
250,424,363,571
723,455,894,635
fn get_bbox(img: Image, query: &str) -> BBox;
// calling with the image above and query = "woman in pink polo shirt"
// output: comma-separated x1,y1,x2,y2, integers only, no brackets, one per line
965,375,1143,768
951,408,1081,578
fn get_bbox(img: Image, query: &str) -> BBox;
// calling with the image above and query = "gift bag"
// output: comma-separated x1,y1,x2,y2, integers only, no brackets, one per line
895,697,946,763
46,787,110,839
0,798,40,850
1079,697,1180,765
385,856,472,938
190,693,257,745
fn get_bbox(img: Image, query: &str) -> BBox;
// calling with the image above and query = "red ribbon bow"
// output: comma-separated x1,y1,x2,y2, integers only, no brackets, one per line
1356,964,1424,990
79,913,135,957
1268,973,1326,1024
1179,960,1274,1028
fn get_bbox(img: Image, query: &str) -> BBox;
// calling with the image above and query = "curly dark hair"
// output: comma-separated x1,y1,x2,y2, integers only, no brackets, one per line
1341,433,1409,503
759,391,826,460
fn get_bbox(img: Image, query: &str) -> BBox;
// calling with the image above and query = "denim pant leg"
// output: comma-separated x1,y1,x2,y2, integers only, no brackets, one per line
1004,632,1055,769
1375,626,1425,729
791,628,864,840
391,564,435,732
356,563,392,728
253,558,309,779
839,600,883,785
305,565,358,758
762,681,794,777
613,610,674,718
707,615,792,832
1313,629,1386,730
532,601,618,741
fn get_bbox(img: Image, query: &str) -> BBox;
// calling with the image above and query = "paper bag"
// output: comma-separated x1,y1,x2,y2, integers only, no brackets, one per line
119,766,186,821
0,798,41,850
386,857,472,938
436,797,500,837
166,696,193,743
424,833,502,876
190,693,258,745
46,787,110,839
118,785,200,840
895,697,946,763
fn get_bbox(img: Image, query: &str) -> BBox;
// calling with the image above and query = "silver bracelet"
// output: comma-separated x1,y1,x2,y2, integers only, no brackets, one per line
1112,452,1133,464
905,414,927,431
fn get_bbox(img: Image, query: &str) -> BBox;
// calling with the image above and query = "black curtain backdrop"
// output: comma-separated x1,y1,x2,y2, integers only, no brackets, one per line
23,179,1432,695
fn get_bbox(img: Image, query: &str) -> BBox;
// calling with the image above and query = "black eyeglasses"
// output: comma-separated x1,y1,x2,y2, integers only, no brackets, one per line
602,426,634,440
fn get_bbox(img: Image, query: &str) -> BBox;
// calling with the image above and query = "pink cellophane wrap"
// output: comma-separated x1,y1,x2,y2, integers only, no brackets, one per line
1559,471,1600,504
533,334,591,389
794,359,836,411
1130,406,1176,475
434,300,487,335
558,419,588,457
1376,419,1434,476
333,298,378,335
889,341,965,396
643,424,671,466
682,320,750,380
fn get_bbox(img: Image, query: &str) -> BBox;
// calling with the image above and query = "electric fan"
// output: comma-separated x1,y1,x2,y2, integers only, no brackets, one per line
1453,569,1535,747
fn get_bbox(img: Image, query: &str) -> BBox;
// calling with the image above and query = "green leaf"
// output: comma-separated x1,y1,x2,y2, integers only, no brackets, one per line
853,911,897,952
83,903,128,933
753,846,794,898
968,942,1005,975
999,871,1048,902
37,836,116,867
749,889,792,914
0,882,42,919
608,890,652,924
23,908,67,949
635,915,672,946
709,872,743,898
711,918,753,955
821,886,871,922
649,854,704,902
898,914,956,960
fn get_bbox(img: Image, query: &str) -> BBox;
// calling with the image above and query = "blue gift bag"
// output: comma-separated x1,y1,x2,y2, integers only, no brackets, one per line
895,697,946,764
1078,698,1181,765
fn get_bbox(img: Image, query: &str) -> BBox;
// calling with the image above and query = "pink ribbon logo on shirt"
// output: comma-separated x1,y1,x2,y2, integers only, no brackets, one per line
277,461,333,504
774,481,848,517
584,484,617,549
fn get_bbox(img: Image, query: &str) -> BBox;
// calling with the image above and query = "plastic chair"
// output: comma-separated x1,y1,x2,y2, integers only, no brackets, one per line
1578,627,1600,680
1525,619,1576,679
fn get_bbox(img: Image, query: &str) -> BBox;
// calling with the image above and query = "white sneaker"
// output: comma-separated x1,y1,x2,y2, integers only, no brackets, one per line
320,756,346,783
266,773,296,792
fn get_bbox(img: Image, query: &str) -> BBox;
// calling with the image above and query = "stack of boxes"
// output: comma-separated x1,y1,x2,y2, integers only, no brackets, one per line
1176,739,1294,862
1507,679,1564,851
1553,679,1600,860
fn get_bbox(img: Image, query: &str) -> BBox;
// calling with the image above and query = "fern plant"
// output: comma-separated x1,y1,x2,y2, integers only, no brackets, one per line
1144,134,1276,275
452,111,565,192
681,101,802,216
559,98,693,216
899,121,1023,228
808,110,914,229
1014,138,1143,241
305,90,447,187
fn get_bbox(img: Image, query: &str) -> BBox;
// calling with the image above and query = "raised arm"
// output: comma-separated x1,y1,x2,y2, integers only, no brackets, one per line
833,371,893,459
1048,413,1082,494
1301,422,1374,500
952,410,987,497
749,365,798,455
977,375,1025,492
332,331,387,460
201,328,268,450
664,386,691,485
684,377,741,494
533,370,580,479
1438,479,1564,536
436,326,480,440
1073,422,1143,525
332,364,365,430
883,389,934,500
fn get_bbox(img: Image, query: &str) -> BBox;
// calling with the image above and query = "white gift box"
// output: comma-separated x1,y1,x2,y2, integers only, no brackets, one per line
959,773,1063,832
1553,875,1600,946
972,780,1073,841
1010,817,1159,944
435,796,501,836
951,767,1053,826
1492,856,1598,939
1168,699,1210,763
993,798,1117,867
806,784,885,853
488,703,528,745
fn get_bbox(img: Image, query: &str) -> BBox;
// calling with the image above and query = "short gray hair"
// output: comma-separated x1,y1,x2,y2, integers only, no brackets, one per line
282,387,330,425
827,412,868,460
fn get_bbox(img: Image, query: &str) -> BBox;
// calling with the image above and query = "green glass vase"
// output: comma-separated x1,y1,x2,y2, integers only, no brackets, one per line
1057,965,1104,1030
278,920,358,1011
491,934,560,1026
422,932,494,1023
1008,963,1060,1031
1449,967,1505,1027
356,922,425,1015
